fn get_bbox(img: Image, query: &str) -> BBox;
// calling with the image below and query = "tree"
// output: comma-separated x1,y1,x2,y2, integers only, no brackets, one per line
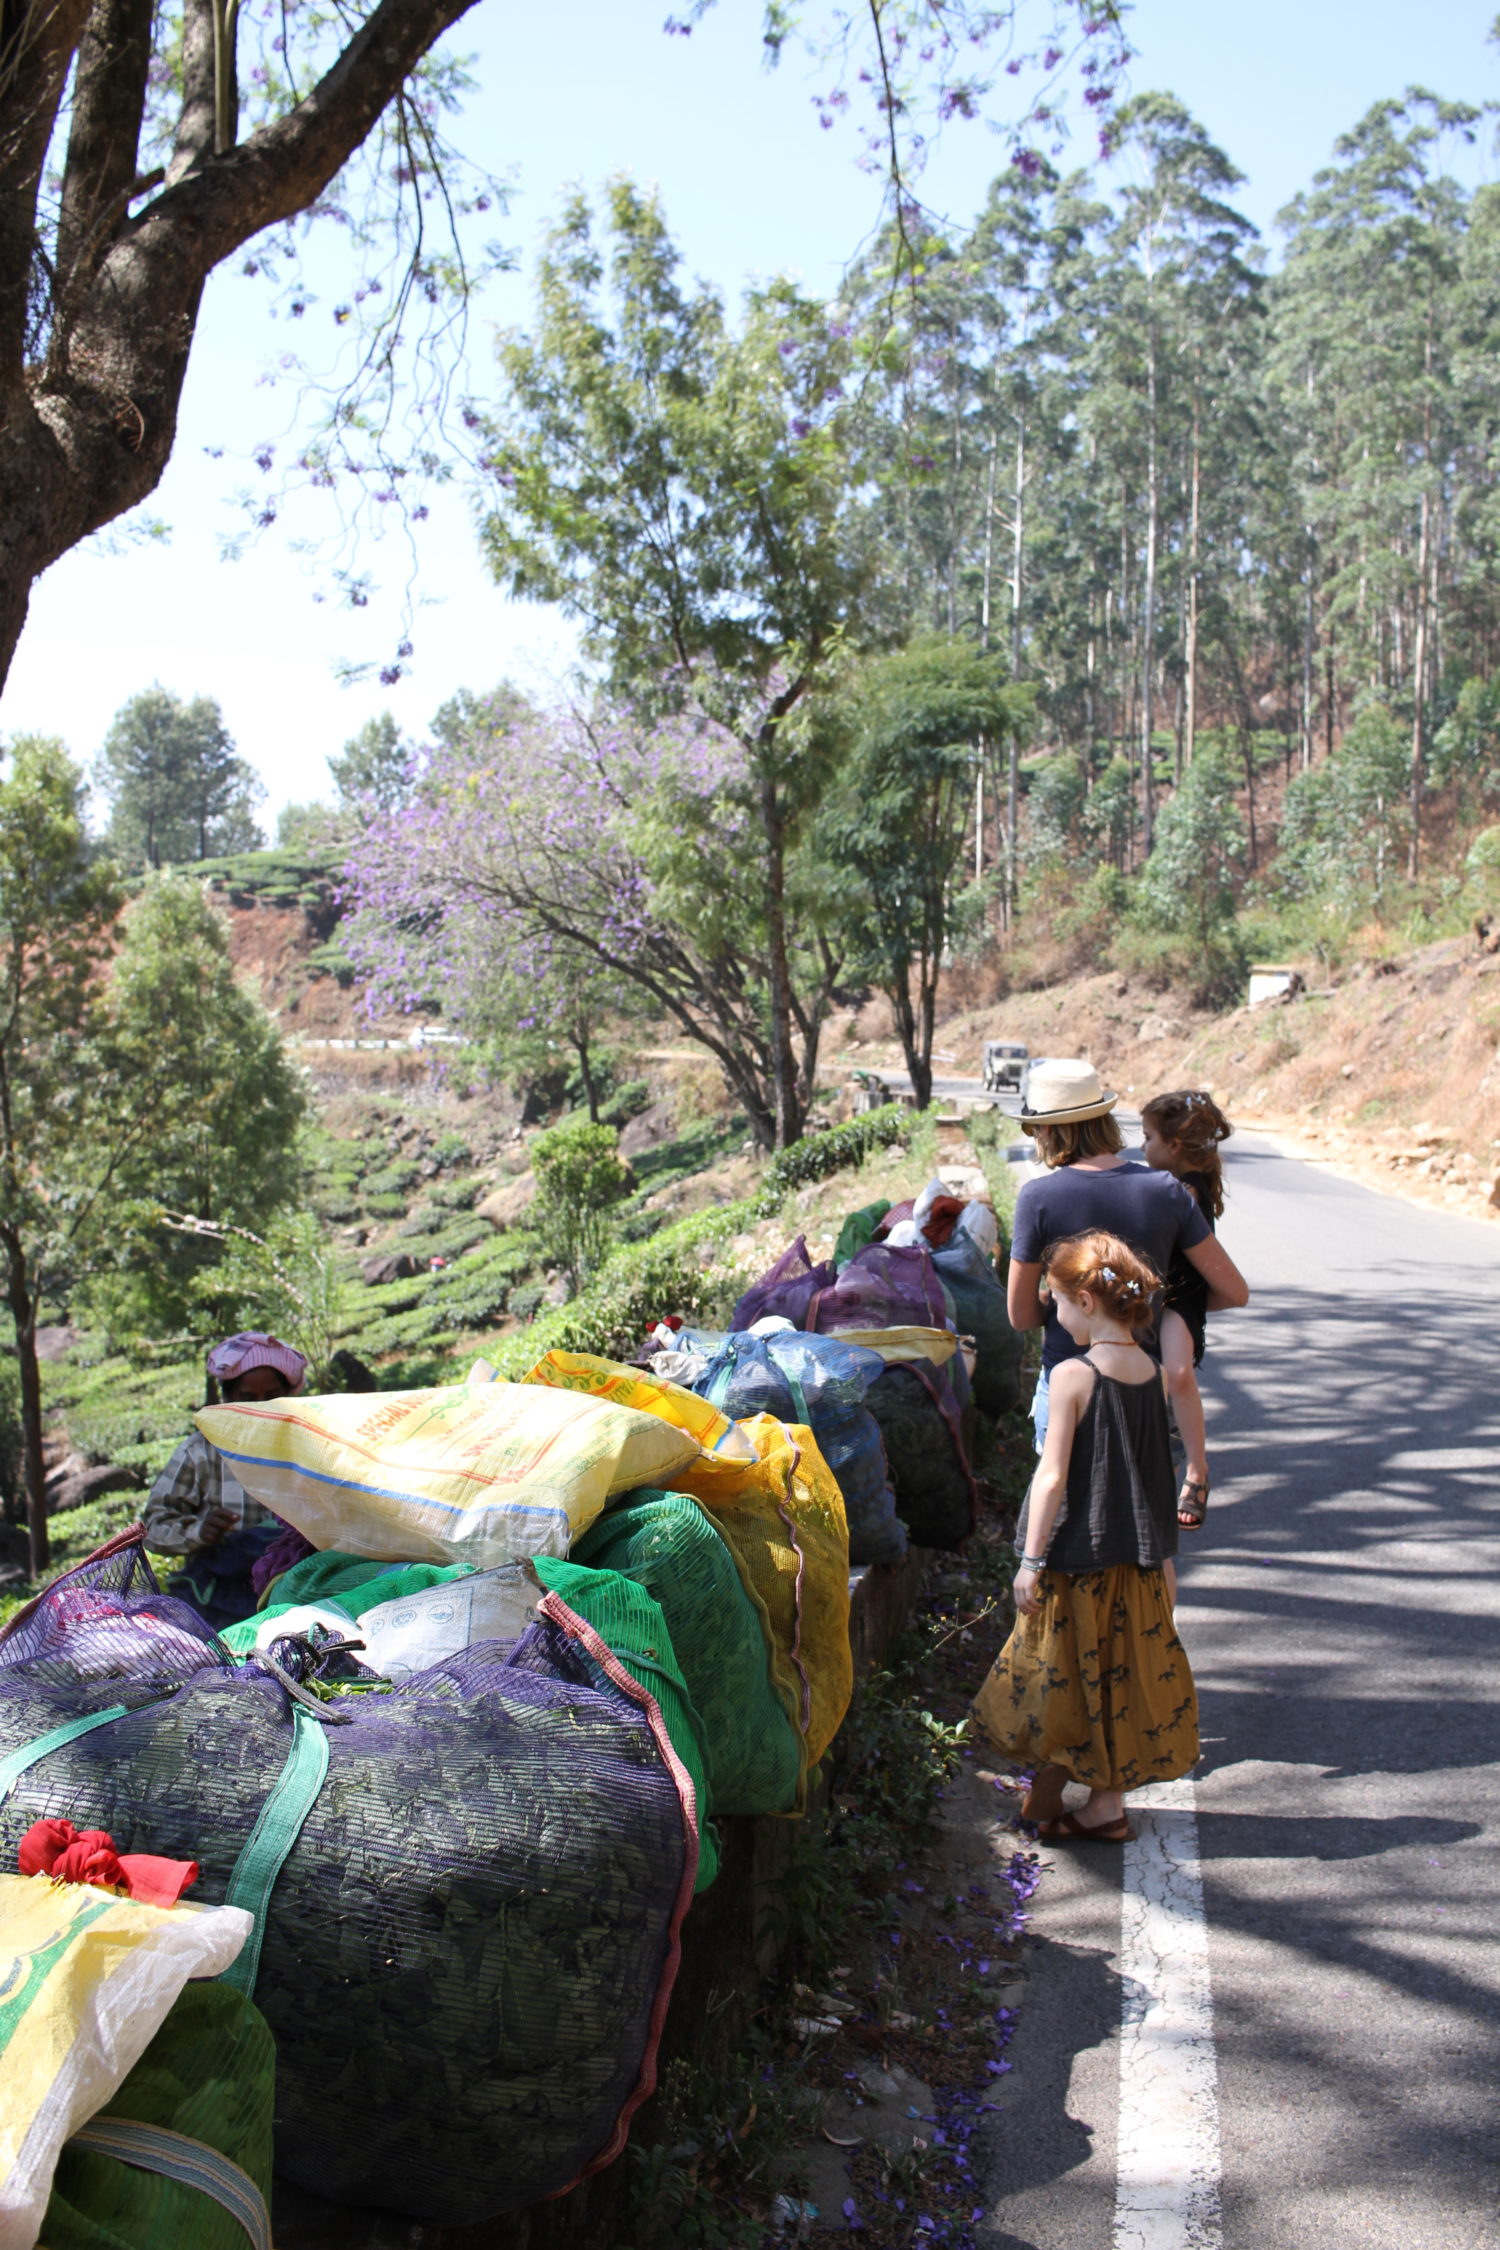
84,877,308,1339
0,0,1119,693
345,694,846,1152
820,640,1027,1106
1269,95,1490,862
1139,747,1247,961
0,767,306,1575
478,181,871,1147
530,1119,631,1296
0,738,126,1574
0,0,490,686
1275,701,1411,919
97,687,263,864
328,713,415,815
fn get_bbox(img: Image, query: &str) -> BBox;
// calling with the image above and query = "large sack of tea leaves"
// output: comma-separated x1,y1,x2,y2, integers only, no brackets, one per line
0,1542,694,2225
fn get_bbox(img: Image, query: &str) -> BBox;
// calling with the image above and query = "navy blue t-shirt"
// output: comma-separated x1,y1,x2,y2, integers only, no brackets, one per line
1010,1159,1211,1371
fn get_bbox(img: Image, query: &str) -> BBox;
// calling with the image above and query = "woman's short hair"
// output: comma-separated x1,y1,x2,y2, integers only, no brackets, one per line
1043,1230,1160,1332
1023,1112,1124,1168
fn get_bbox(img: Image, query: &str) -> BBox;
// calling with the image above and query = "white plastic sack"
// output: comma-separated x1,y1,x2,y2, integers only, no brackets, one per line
357,1565,543,1683
0,1876,251,2250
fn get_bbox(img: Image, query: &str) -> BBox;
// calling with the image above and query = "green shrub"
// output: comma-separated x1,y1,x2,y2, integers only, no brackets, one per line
485,1200,755,1376
362,1162,421,1198
532,1118,633,1293
753,1105,909,1214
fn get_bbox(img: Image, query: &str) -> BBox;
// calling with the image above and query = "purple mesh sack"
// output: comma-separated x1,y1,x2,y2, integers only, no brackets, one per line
731,1238,953,1336
0,1530,227,1688
729,1235,829,1330
0,1541,695,2225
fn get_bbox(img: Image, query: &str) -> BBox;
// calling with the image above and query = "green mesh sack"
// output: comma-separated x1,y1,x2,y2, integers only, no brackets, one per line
42,1980,275,2250
571,1491,803,1819
531,1555,718,1891
256,1550,470,1614
216,1554,479,1659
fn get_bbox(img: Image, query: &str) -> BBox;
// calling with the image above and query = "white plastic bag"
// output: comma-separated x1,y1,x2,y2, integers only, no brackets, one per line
0,1875,251,2250
357,1565,543,1683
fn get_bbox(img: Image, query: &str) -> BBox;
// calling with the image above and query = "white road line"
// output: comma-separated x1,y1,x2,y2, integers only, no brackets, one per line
1114,1777,1223,2250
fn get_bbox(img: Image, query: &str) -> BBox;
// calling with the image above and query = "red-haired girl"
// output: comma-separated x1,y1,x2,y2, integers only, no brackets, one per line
973,1230,1198,1842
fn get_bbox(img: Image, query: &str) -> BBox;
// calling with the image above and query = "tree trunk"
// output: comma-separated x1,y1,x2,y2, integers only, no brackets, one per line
1409,334,1434,880
1184,386,1201,772
1300,542,1315,771
0,0,481,691
3,1234,49,1577
572,1021,599,1123
758,770,802,1150
1140,328,1159,853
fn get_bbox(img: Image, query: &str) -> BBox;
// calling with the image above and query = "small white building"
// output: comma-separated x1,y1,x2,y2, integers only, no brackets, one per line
1247,963,1301,1007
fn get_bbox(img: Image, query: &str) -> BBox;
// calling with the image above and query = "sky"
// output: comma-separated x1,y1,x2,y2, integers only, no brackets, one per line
5,0,1497,827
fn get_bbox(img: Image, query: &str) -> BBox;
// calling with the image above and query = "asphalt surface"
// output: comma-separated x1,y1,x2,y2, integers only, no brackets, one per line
975,1130,1500,2250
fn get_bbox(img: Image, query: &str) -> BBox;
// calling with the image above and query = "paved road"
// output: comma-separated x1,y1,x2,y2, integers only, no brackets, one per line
976,1131,1500,2250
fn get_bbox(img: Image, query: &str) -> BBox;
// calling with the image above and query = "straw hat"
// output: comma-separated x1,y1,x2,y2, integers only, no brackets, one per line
1020,1058,1119,1127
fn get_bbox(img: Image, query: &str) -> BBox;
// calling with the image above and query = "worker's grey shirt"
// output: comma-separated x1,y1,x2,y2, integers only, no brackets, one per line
142,1431,273,1556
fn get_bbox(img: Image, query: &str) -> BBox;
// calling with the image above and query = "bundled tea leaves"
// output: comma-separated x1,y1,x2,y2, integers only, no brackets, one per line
571,1491,804,1818
0,1547,694,2225
865,1364,977,1549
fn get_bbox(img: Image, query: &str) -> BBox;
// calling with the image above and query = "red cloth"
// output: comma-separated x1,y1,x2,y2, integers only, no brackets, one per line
18,1818,199,1909
920,1195,968,1249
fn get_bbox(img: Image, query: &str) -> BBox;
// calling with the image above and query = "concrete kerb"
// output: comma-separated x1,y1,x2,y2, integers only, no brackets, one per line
272,1548,935,2250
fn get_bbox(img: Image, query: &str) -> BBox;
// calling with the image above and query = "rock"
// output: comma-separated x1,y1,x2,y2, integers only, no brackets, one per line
361,1252,419,1285
33,1325,81,1363
1136,1013,1185,1043
618,1100,678,1160
46,1462,142,1515
476,1171,538,1229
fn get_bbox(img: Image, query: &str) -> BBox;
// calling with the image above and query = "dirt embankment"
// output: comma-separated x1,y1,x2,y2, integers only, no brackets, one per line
844,934,1500,1225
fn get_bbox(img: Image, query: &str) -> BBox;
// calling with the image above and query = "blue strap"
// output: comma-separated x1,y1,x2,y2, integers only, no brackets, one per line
219,1705,328,1996
0,1705,129,1804
68,2119,271,2250
783,1367,811,1426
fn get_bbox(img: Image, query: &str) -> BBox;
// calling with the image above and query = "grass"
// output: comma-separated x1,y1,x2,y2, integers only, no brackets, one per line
617,1383,1039,2250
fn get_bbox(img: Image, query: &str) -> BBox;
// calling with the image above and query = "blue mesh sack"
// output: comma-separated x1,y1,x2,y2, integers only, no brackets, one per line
685,1332,907,1569
0,1541,695,2226
929,1233,1024,1418
571,1490,804,1817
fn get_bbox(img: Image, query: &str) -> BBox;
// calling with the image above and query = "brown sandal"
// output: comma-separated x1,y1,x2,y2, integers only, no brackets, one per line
1177,1475,1209,1529
1036,1810,1135,1845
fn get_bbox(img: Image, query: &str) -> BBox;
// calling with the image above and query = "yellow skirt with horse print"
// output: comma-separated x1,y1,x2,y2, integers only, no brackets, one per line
971,1564,1198,1793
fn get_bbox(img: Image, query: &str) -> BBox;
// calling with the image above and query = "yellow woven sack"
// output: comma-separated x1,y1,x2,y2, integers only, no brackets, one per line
670,1414,852,1766
826,1325,958,1367
0,1875,251,2250
197,1382,700,1568
520,1351,751,1457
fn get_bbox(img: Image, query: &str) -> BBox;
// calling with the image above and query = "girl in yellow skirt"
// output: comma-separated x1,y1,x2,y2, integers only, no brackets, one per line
973,1229,1199,1842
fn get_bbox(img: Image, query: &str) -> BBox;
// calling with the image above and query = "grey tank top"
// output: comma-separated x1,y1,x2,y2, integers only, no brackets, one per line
1031,1364,1179,1573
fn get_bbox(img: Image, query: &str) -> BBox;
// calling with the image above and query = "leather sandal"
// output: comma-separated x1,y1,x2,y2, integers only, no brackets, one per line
1036,1810,1135,1844
1177,1474,1209,1529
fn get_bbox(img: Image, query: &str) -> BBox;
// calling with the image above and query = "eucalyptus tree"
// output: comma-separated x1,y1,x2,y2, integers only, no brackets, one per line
1085,93,1260,846
1269,93,1488,868
818,640,1028,1108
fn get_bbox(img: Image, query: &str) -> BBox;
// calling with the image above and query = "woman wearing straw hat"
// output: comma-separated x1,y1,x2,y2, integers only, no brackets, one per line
1007,1060,1249,1464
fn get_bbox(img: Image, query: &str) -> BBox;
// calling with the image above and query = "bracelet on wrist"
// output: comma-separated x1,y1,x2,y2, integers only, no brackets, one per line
1017,1553,1048,1571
